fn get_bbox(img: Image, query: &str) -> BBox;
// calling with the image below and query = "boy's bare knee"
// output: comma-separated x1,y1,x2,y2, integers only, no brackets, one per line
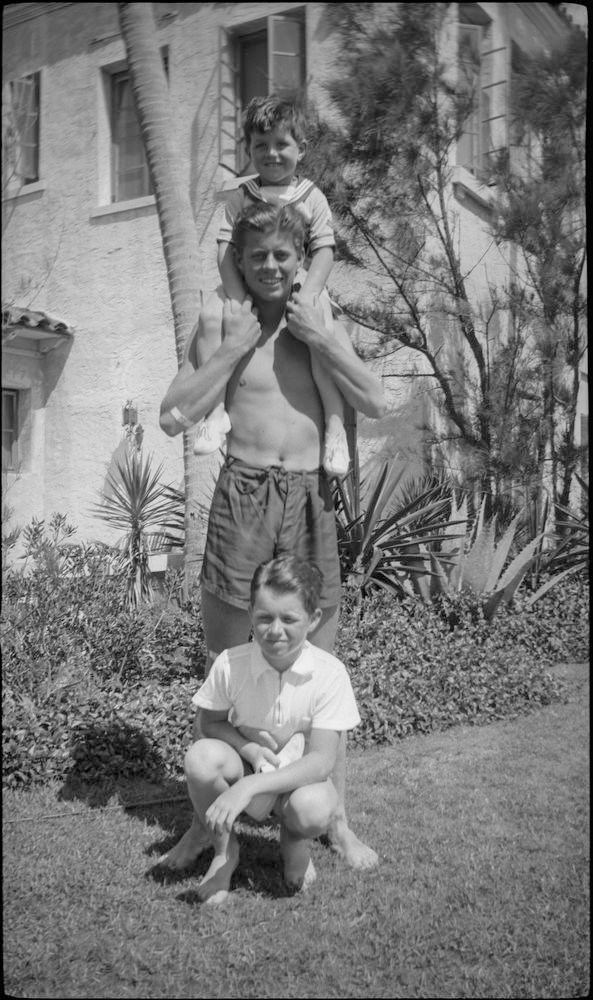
284,783,338,838
184,738,225,780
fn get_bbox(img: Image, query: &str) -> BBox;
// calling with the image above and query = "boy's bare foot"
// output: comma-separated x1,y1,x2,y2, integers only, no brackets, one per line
329,819,378,870
197,833,240,904
323,423,350,477
157,817,211,870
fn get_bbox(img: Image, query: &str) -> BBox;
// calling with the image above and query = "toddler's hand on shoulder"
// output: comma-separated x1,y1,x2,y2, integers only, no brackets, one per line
285,288,324,343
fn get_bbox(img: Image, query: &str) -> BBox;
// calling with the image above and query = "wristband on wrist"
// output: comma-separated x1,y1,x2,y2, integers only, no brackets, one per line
170,405,194,430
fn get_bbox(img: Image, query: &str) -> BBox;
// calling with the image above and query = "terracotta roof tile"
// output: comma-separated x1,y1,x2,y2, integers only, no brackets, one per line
2,306,74,336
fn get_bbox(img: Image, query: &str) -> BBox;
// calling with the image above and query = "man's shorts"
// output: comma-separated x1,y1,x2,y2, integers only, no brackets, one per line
201,455,342,610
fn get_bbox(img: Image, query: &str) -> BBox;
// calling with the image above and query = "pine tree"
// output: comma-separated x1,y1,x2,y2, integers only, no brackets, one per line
489,23,587,510
305,3,586,512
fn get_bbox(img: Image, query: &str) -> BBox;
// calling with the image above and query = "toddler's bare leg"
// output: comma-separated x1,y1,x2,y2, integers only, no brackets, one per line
310,354,350,478
194,290,231,454
312,292,349,477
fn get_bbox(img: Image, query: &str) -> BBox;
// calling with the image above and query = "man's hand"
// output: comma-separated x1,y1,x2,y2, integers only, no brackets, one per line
222,296,261,352
285,288,327,346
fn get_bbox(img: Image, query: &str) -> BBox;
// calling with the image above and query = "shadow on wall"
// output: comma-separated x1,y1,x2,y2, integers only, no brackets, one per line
37,333,75,406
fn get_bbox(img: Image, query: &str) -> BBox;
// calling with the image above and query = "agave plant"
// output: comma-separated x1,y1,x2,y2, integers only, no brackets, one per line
527,476,589,604
92,450,184,610
333,458,464,601
418,495,546,621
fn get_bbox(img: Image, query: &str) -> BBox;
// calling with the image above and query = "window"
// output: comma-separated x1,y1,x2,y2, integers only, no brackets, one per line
2,389,19,470
457,8,506,180
220,9,306,173
2,71,40,188
508,40,537,177
110,70,153,203
107,51,168,204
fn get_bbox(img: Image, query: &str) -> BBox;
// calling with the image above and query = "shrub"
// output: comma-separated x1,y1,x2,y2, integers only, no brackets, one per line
1,518,207,690
2,677,195,789
1,517,587,789
1,518,207,788
335,580,588,749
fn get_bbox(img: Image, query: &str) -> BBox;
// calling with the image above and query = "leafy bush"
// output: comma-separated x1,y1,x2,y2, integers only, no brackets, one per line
335,580,589,749
2,677,195,789
1,513,588,789
2,517,207,788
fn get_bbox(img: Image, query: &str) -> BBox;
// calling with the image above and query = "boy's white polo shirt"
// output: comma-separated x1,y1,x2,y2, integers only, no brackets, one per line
192,640,360,748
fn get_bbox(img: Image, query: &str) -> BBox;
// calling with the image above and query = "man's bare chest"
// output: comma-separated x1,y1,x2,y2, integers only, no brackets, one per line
231,328,313,396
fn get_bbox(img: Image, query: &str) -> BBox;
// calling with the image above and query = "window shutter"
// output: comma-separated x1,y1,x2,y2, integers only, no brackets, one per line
457,23,481,174
219,27,240,169
480,40,507,176
268,14,305,100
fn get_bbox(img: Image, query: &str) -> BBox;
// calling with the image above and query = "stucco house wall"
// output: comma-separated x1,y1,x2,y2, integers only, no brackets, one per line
2,1,583,560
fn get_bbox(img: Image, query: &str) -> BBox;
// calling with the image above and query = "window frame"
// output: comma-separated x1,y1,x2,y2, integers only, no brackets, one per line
101,48,168,207
219,7,307,177
457,13,507,182
3,70,41,190
2,388,20,471
109,67,153,204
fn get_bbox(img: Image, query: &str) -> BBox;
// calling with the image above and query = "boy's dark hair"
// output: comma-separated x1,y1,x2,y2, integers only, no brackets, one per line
242,94,307,148
250,555,323,615
232,202,306,257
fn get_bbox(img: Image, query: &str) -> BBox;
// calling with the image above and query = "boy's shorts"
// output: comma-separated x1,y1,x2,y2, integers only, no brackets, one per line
201,455,342,610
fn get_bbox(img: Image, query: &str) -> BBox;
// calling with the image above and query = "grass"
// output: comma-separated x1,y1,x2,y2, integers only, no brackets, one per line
2,662,589,999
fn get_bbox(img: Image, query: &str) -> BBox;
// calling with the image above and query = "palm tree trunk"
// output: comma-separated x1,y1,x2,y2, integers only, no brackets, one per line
118,2,203,590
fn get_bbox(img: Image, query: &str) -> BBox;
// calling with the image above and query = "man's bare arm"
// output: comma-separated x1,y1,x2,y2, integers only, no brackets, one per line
159,299,261,437
285,292,387,419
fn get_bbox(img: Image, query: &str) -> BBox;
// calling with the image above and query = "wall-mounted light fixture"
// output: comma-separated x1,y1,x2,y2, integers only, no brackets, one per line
122,400,138,426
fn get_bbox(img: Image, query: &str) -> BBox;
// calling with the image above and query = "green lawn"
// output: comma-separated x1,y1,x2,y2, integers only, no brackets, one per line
3,662,589,999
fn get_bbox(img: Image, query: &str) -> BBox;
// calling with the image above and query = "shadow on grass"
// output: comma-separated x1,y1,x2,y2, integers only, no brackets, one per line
55,721,293,899
145,819,293,903
57,719,190,835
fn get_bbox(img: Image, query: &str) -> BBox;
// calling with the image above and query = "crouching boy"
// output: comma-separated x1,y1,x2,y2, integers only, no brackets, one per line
171,554,362,903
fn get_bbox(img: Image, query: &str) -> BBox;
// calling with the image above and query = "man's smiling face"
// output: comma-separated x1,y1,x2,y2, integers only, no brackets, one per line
236,228,303,304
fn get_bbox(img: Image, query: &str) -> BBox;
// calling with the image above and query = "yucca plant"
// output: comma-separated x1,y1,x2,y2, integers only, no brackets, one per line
333,458,464,602
92,450,184,610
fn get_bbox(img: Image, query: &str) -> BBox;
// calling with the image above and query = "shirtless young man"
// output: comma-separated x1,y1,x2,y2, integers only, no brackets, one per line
159,202,386,871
